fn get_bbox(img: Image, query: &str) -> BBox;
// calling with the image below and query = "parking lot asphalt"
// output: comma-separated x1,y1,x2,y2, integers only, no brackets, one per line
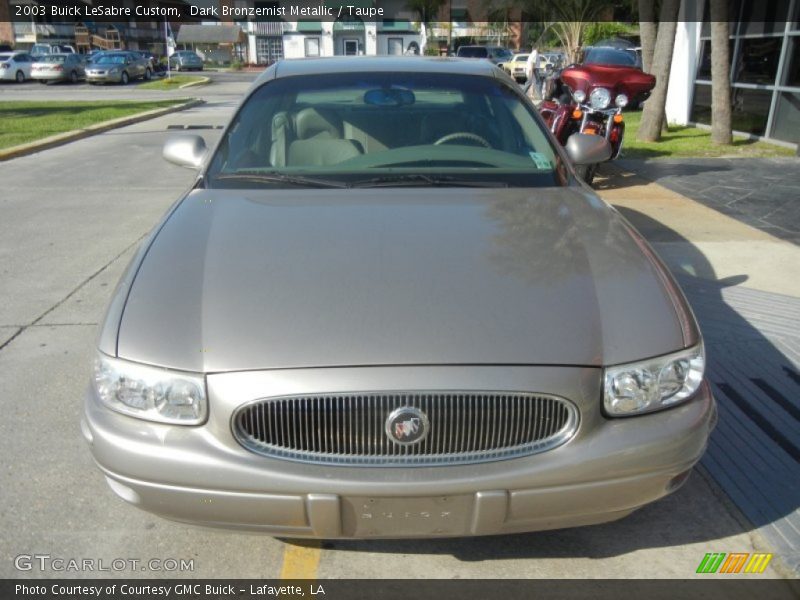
0,76,797,583
0,69,254,103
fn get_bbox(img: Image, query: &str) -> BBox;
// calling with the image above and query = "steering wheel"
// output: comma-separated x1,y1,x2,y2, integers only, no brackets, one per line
433,132,491,148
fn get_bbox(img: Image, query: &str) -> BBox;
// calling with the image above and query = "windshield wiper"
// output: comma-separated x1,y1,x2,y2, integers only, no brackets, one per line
214,172,349,188
351,174,509,188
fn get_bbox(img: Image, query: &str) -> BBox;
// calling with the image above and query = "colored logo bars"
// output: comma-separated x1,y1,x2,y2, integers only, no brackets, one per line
696,552,773,574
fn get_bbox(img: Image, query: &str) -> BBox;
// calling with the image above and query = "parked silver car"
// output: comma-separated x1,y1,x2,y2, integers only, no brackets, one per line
31,53,85,84
168,50,204,71
85,51,152,85
0,51,34,82
83,57,715,538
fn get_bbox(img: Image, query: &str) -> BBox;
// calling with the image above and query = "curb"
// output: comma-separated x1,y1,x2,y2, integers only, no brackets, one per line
0,98,205,162
179,76,211,89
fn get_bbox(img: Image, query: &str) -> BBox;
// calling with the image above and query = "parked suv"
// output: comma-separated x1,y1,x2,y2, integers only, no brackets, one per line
456,45,513,67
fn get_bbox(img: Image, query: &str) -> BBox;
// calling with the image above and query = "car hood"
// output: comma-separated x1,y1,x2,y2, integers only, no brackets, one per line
114,187,690,372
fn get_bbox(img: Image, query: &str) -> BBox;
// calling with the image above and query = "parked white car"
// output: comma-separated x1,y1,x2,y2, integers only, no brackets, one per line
31,53,86,84
0,51,35,83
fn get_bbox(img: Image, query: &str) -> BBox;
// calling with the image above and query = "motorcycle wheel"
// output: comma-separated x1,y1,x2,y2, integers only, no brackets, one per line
575,164,597,186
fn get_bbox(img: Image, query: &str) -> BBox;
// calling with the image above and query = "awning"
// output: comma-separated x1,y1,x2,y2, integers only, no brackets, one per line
379,19,416,33
295,21,323,33
176,24,243,44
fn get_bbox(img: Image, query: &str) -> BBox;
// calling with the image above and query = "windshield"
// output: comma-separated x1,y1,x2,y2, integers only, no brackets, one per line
206,72,563,189
584,48,637,66
456,47,488,58
97,54,127,65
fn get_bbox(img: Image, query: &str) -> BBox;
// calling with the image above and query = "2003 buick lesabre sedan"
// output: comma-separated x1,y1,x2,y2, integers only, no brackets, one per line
82,57,716,538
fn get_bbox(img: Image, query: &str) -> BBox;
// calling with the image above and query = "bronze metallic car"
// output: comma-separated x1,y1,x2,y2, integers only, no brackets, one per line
85,51,152,85
82,57,715,538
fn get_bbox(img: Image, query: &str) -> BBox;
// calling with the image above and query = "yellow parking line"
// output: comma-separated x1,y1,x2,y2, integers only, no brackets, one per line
279,541,322,579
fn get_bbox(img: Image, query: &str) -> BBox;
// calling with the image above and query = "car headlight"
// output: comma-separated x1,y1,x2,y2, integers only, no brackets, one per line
573,90,586,103
93,352,207,425
109,67,120,74
603,343,705,417
589,87,612,110
615,93,629,108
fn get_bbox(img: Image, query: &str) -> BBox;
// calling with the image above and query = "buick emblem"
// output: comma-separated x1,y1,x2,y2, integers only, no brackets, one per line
386,406,429,445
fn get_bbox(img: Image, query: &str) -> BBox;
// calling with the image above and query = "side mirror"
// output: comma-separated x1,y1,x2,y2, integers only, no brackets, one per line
163,134,208,169
565,133,612,166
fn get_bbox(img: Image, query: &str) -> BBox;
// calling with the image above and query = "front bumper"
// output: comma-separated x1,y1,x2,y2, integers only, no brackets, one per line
86,72,121,83
82,366,716,538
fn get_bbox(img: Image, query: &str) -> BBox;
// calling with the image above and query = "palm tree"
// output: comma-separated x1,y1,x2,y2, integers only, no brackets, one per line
710,0,732,144
407,0,447,53
636,0,680,142
521,0,616,63
637,0,657,72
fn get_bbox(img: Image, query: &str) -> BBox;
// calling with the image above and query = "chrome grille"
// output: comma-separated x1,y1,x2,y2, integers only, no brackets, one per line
232,392,579,466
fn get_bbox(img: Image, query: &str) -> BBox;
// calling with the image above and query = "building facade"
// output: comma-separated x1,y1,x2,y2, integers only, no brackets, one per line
1,0,194,54
666,0,800,147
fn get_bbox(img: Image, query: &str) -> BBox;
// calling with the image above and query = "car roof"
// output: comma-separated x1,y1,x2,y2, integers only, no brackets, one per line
262,56,498,84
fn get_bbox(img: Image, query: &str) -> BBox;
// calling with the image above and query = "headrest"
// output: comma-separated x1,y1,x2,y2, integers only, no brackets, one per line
294,108,342,139
271,111,292,140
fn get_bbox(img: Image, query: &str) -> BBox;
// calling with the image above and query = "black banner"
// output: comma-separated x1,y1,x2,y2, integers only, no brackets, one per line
3,579,800,600
0,0,796,24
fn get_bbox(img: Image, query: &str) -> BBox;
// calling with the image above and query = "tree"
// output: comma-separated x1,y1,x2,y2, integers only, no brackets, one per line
521,0,616,62
407,0,447,53
636,0,680,142
637,0,657,72
710,0,732,144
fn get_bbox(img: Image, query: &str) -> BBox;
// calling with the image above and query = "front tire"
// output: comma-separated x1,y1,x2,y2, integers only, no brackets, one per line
144,68,152,81
15,70,24,83
70,70,78,84
120,71,129,85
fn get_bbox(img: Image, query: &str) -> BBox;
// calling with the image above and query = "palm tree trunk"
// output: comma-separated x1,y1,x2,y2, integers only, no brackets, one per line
638,0,657,73
710,0,732,144
637,0,680,142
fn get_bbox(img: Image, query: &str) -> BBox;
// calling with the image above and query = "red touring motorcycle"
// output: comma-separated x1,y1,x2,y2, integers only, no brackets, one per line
537,63,656,184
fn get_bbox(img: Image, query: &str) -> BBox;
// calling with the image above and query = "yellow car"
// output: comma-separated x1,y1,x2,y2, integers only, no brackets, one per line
503,53,530,81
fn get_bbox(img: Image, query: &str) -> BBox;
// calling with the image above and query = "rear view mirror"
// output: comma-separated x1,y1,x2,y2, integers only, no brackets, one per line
565,133,612,166
364,88,415,107
163,134,208,169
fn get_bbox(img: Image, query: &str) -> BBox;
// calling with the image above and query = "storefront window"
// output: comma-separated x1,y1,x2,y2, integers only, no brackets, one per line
734,37,782,84
690,83,712,126
738,0,791,35
731,87,773,135
784,36,800,86
771,92,800,143
696,39,735,80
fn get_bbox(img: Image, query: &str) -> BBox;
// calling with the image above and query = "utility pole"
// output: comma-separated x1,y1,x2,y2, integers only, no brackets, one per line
164,16,171,79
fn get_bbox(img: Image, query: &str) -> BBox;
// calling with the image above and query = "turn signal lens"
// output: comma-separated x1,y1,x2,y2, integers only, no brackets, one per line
571,109,583,120
613,114,624,124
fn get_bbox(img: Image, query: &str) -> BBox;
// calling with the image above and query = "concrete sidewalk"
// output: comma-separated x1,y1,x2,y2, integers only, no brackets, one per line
597,162,800,575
